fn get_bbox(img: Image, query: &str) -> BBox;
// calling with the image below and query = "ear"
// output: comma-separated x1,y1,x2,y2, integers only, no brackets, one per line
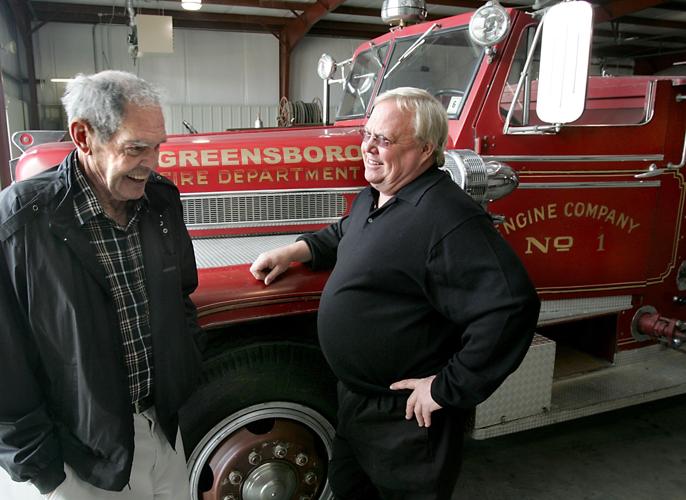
421,141,437,164
69,119,95,155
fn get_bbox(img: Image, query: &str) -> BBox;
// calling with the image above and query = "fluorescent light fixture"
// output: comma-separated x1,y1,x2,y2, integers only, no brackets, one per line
50,78,75,83
182,0,201,10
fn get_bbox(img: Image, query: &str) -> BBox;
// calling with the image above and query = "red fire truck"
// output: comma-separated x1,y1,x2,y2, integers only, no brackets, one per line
10,1,686,499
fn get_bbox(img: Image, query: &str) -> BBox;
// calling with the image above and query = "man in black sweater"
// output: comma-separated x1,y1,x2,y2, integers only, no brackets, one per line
250,87,540,499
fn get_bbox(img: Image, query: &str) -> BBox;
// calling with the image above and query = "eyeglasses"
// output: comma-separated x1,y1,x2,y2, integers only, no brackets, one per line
360,129,395,148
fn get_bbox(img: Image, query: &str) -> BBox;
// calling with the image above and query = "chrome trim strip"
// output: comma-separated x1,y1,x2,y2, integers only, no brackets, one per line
482,154,663,162
180,187,364,199
538,295,633,327
190,218,340,231
520,181,661,189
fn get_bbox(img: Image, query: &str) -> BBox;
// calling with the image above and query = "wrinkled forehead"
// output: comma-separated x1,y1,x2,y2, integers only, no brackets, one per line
116,105,167,142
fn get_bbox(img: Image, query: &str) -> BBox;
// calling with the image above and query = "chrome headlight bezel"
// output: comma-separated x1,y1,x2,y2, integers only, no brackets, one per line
441,150,519,204
468,1,511,48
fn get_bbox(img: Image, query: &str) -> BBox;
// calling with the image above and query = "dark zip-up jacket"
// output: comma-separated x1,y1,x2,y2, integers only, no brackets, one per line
0,151,203,494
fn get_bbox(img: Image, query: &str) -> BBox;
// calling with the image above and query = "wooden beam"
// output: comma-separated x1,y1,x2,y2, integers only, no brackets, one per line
202,0,311,9
619,15,686,30
31,2,289,28
594,0,668,23
278,0,347,98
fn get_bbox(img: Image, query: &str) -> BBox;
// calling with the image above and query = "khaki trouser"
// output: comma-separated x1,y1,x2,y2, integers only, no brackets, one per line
1,408,190,500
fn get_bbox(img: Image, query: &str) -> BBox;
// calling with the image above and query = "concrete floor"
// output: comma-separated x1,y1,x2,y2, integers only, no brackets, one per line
2,395,684,499
453,394,686,500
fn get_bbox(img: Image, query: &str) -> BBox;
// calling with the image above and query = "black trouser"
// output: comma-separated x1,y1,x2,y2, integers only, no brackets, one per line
330,382,466,500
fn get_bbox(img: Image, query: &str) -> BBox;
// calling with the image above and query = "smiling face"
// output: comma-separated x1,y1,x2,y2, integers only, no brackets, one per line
77,103,166,216
362,100,435,198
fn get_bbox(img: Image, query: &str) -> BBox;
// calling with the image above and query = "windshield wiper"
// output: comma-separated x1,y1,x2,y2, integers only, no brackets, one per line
384,23,440,80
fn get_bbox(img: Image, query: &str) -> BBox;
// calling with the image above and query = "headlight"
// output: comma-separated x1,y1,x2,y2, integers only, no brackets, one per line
441,150,518,204
317,54,337,80
469,1,511,47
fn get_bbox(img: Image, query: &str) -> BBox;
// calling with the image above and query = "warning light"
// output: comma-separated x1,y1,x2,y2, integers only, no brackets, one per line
19,133,34,146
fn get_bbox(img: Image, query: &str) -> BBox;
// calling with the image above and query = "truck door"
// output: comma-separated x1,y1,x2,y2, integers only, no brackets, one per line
474,22,685,298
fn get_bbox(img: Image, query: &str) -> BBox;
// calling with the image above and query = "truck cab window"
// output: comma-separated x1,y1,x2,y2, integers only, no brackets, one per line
501,26,653,127
337,43,389,119
377,27,482,118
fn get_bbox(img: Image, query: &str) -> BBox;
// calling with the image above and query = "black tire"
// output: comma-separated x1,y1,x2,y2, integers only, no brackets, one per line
180,341,338,500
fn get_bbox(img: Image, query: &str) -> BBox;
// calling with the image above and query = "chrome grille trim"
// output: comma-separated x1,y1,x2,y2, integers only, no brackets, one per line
181,189,360,229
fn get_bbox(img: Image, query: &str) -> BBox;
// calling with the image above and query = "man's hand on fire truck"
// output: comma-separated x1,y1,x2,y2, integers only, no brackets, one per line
250,241,312,286
390,375,442,427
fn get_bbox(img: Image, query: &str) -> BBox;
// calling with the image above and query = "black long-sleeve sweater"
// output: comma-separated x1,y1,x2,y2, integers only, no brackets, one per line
299,167,540,409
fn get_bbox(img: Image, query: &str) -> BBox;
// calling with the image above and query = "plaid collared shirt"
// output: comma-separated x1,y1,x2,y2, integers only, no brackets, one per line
72,161,153,406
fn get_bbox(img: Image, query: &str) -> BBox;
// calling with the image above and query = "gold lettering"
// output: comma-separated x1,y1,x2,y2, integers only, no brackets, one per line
159,151,176,168
336,167,348,180
221,149,239,166
179,150,199,167
283,147,302,164
306,170,319,181
263,147,281,165
196,170,208,185
276,169,288,182
180,172,194,185
259,170,274,183
564,202,573,217
234,170,244,183
554,236,573,252
585,203,598,218
303,146,324,163
344,145,362,161
218,170,231,184
241,148,262,165
547,203,557,219
246,170,259,182
525,237,550,254
323,167,333,181
326,145,344,162
605,209,616,224
200,149,219,167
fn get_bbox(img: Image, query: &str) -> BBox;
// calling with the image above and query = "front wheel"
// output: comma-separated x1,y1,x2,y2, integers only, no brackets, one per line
180,342,338,500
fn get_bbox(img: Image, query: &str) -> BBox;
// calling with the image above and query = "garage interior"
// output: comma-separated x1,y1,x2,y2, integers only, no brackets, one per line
1,1,686,499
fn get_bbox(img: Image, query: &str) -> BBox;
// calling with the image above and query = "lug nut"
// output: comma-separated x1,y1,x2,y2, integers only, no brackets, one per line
273,443,288,458
304,471,317,485
248,451,262,465
228,470,242,485
295,453,309,466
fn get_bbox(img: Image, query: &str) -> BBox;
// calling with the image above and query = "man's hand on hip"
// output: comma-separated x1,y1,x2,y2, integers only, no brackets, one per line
390,375,442,427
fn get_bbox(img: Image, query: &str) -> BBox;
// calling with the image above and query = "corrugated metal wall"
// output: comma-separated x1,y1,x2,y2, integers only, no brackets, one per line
163,103,279,134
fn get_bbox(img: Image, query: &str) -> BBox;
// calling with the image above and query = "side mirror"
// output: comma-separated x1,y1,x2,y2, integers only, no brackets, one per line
536,1,593,124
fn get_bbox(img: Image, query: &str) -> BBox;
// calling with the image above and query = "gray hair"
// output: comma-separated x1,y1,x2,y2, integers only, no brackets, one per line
61,70,163,141
374,87,448,166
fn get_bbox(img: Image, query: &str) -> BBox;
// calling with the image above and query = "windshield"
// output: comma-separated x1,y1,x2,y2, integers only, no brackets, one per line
337,43,390,119
378,27,482,118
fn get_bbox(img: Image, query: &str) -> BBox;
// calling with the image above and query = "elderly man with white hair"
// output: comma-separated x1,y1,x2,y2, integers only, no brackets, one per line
0,70,203,499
